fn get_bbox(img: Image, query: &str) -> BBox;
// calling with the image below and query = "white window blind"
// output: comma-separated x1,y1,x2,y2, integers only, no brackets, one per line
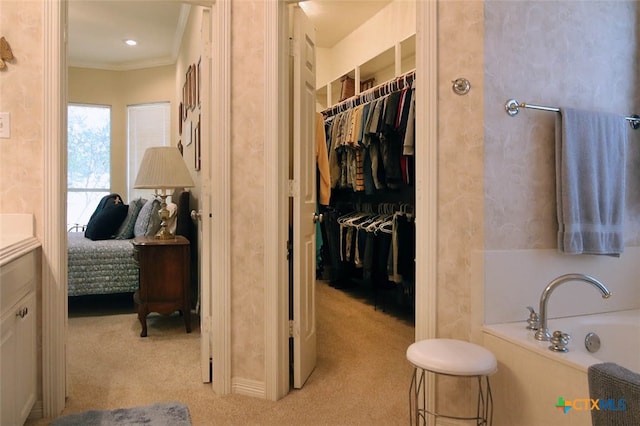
127,102,171,200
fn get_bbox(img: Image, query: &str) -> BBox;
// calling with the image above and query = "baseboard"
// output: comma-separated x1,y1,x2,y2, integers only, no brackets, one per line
28,400,44,421
231,377,266,399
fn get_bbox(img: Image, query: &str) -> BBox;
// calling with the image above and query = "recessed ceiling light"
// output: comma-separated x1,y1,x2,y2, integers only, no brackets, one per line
124,39,137,46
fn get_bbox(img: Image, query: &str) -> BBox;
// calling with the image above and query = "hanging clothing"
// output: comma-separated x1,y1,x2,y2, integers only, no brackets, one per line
322,78,415,193
318,73,416,312
316,112,331,206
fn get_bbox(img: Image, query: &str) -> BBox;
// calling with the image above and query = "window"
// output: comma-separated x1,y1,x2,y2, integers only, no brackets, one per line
127,102,171,200
67,104,111,228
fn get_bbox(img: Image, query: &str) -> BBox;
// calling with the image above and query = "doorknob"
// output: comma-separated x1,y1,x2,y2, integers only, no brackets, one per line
313,213,323,223
191,210,202,221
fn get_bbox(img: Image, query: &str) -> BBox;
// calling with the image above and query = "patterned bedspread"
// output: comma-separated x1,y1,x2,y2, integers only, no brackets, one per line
67,232,139,297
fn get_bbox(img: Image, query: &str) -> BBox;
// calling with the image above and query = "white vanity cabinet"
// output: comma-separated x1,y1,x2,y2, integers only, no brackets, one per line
1,250,37,426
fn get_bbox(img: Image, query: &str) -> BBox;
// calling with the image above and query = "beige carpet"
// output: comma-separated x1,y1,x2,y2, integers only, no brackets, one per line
27,281,415,425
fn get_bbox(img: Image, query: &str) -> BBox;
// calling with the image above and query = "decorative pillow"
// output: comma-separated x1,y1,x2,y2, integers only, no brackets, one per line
84,202,128,240
86,193,122,223
145,200,163,236
114,197,147,240
134,198,161,237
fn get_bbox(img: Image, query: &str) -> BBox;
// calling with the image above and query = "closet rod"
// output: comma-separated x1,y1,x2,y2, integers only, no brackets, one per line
322,69,415,117
505,99,640,130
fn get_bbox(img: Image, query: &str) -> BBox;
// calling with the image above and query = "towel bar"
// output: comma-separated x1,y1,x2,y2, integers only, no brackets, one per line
505,99,640,130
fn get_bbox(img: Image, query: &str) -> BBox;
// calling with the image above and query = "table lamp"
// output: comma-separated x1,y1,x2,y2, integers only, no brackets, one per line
134,146,195,239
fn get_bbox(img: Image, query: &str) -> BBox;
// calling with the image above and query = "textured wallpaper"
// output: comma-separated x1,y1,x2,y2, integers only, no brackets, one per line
0,0,44,238
436,0,485,339
435,0,485,413
230,0,266,384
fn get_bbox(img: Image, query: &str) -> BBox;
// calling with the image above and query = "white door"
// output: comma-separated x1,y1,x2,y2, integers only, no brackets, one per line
198,8,212,383
291,6,317,388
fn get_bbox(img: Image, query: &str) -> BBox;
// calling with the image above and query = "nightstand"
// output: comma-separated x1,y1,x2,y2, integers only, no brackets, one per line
132,235,191,337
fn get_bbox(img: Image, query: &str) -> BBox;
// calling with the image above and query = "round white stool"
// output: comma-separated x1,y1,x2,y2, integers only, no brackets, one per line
406,339,497,426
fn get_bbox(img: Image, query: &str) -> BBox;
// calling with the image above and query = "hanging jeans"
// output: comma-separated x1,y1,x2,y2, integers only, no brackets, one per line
320,206,344,285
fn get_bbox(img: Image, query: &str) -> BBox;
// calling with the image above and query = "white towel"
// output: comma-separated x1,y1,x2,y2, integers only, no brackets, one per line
556,107,627,256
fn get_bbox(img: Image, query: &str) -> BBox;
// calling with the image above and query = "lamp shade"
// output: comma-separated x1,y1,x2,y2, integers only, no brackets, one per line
134,147,195,190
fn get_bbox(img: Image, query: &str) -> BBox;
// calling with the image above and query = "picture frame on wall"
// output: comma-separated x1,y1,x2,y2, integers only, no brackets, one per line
197,57,201,107
184,120,192,146
194,117,200,171
182,82,188,120
178,102,183,135
185,65,192,110
190,63,197,111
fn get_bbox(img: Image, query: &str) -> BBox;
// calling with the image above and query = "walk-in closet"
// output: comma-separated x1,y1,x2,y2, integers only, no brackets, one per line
310,0,417,319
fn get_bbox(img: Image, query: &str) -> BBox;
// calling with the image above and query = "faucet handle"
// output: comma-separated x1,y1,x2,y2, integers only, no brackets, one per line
549,330,571,352
526,306,540,330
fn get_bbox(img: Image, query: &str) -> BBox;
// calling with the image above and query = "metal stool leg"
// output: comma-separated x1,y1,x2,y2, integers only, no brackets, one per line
409,367,427,426
409,369,416,425
485,376,493,426
410,368,493,425
475,375,493,426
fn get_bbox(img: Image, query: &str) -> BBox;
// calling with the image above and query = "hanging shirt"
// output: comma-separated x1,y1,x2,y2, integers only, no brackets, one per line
380,91,403,189
316,112,331,205
349,105,366,192
328,115,341,188
403,82,416,156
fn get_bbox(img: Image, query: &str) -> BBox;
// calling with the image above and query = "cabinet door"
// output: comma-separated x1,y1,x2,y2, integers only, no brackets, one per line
15,292,37,424
0,291,36,426
1,306,18,426
140,245,185,303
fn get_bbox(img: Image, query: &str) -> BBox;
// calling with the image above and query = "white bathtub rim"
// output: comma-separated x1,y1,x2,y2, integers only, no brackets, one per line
482,308,639,374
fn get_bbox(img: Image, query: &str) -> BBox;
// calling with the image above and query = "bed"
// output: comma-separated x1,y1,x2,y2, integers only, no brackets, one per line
67,190,193,297
68,232,140,296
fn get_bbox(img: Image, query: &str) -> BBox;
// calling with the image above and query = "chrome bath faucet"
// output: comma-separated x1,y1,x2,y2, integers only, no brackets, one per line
534,273,612,341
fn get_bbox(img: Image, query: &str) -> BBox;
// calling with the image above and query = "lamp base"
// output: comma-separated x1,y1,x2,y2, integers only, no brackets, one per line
155,226,174,240
154,193,175,240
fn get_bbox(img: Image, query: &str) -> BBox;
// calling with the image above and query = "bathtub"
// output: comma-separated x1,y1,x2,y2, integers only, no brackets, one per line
481,309,639,426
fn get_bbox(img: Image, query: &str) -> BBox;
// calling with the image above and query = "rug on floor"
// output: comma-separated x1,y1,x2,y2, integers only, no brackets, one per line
50,401,191,426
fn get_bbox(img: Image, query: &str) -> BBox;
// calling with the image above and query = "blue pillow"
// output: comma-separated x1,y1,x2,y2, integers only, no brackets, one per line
134,199,161,237
146,201,163,236
115,197,147,239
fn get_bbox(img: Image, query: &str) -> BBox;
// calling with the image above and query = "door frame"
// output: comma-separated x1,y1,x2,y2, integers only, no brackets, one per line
264,0,291,400
208,0,232,396
263,0,438,400
41,0,68,416
41,0,232,416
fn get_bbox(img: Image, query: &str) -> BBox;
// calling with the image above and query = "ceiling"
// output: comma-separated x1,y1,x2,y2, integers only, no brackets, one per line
299,0,392,48
68,0,189,70
68,0,393,70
